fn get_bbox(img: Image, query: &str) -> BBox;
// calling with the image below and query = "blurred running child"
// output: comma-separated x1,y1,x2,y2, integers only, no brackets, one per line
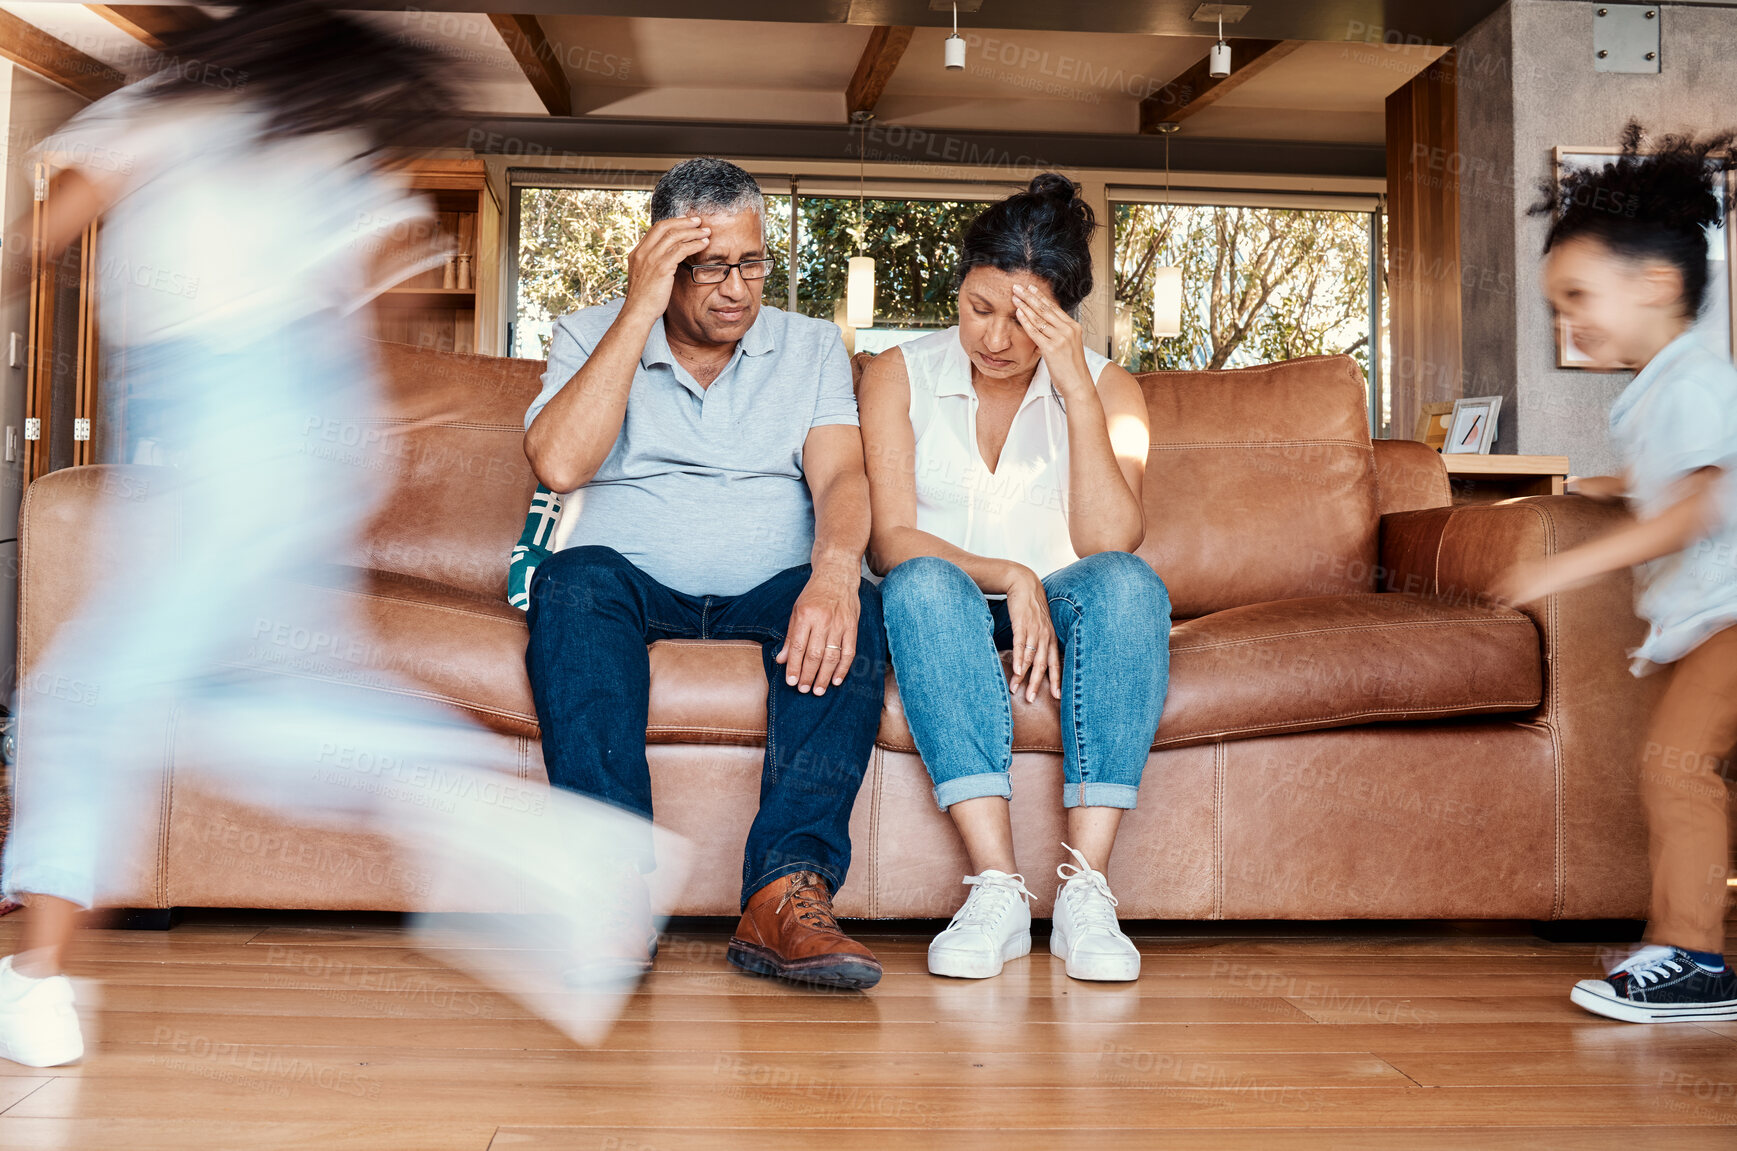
1500,124,1737,1022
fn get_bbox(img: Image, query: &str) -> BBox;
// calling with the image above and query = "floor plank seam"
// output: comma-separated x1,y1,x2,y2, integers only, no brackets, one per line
0,1077,56,1117
1375,1056,1425,1088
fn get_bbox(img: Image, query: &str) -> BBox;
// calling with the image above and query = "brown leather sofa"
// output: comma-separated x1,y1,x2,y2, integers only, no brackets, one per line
14,342,1660,921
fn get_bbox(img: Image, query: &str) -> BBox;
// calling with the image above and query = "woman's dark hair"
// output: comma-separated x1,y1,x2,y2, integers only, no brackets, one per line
145,0,460,149
954,172,1097,314
1533,121,1735,317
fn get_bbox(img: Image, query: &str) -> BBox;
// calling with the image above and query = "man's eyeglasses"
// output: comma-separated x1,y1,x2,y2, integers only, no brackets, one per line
684,258,774,285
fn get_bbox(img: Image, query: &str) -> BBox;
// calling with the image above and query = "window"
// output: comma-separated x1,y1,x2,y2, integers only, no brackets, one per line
1113,201,1388,432
509,179,1390,433
788,196,988,344
514,187,647,359
512,183,986,358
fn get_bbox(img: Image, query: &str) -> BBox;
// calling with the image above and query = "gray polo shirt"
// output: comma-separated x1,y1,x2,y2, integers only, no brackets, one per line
524,298,857,596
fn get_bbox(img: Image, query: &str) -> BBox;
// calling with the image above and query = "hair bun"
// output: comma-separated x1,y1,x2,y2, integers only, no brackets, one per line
953,172,1099,312
1027,172,1079,203
1026,171,1096,238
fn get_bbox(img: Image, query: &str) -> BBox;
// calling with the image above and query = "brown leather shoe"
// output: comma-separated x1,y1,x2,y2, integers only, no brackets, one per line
726,871,883,990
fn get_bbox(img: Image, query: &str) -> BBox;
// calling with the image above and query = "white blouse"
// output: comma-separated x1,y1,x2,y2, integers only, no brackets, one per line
901,326,1114,582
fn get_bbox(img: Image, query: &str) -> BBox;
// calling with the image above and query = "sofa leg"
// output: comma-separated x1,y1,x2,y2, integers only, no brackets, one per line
115,908,180,931
1530,919,1644,944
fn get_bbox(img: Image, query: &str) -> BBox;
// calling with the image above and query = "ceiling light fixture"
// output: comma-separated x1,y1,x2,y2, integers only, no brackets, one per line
1153,122,1183,340
944,2,966,70
1209,12,1231,78
846,112,876,329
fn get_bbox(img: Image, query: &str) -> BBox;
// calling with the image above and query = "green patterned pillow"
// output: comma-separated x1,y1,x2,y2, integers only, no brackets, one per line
507,485,564,611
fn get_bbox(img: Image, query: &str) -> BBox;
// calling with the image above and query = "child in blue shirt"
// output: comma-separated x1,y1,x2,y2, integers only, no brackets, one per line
1500,123,1737,1022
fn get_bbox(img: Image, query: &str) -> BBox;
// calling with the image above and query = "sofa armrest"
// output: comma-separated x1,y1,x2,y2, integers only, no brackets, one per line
1380,495,1662,919
1372,438,1451,515
1379,495,1647,692
1380,496,1631,614
17,465,167,680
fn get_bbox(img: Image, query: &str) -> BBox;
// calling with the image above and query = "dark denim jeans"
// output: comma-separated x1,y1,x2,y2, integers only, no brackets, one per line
524,545,887,909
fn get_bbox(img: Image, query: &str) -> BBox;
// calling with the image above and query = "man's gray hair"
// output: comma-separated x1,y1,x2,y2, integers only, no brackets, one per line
650,157,765,225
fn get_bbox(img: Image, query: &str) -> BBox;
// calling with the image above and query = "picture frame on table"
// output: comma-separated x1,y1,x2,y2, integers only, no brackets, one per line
1551,147,1735,369
1443,396,1502,455
1413,401,1456,452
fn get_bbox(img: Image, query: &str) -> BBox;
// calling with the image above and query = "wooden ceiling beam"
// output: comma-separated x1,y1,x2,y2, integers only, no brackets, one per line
0,10,124,102
845,25,913,119
88,5,215,51
489,13,572,118
1139,39,1302,133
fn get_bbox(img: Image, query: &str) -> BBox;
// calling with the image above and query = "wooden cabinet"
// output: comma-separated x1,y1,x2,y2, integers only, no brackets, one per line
373,158,503,356
22,171,99,483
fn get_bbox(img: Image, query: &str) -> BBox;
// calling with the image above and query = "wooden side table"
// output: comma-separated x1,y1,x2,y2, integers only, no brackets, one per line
1441,454,1570,504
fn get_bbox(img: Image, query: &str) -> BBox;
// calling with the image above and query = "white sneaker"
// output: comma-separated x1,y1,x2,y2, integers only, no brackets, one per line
0,955,83,1067
562,860,658,988
928,870,1035,979
1049,843,1140,982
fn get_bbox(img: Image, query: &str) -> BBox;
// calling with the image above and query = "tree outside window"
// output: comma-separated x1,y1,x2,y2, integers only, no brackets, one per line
514,189,792,358
514,188,985,356
789,197,987,328
1114,203,1376,379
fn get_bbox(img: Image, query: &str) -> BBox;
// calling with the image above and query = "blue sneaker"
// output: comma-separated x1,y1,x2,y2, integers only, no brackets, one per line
1571,944,1737,1023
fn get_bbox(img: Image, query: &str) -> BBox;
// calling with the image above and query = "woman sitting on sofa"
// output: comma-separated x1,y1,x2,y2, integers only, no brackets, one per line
858,174,1171,983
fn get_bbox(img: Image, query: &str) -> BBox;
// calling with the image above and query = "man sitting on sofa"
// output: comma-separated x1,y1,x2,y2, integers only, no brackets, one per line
521,157,888,990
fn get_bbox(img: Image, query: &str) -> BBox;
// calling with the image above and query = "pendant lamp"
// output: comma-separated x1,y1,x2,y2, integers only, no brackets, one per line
1152,123,1183,339
847,256,876,328
1152,268,1183,339
845,113,876,329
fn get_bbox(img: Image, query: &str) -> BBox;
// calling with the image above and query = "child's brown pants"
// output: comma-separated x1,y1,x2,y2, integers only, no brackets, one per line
1642,625,1737,955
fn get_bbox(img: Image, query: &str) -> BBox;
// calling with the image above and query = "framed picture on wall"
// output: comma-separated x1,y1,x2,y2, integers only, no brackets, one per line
1443,396,1502,454
1551,147,1734,369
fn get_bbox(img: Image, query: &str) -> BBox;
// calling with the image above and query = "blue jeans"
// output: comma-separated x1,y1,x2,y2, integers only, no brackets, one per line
525,546,888,909
881,552,1171,811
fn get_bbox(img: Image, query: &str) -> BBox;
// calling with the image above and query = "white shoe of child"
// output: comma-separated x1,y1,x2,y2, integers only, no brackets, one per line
0,954,83,1067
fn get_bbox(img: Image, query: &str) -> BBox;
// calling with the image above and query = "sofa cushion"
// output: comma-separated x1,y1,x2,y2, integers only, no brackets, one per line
1152,593,1542,748
315,567,774,744
348,342,545,602
329,570,1541,758
306,566,541,737
1135,356,1381,618
877,592,1542,754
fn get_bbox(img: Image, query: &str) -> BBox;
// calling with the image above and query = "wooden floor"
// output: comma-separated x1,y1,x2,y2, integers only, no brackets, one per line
0,913,1734,1149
